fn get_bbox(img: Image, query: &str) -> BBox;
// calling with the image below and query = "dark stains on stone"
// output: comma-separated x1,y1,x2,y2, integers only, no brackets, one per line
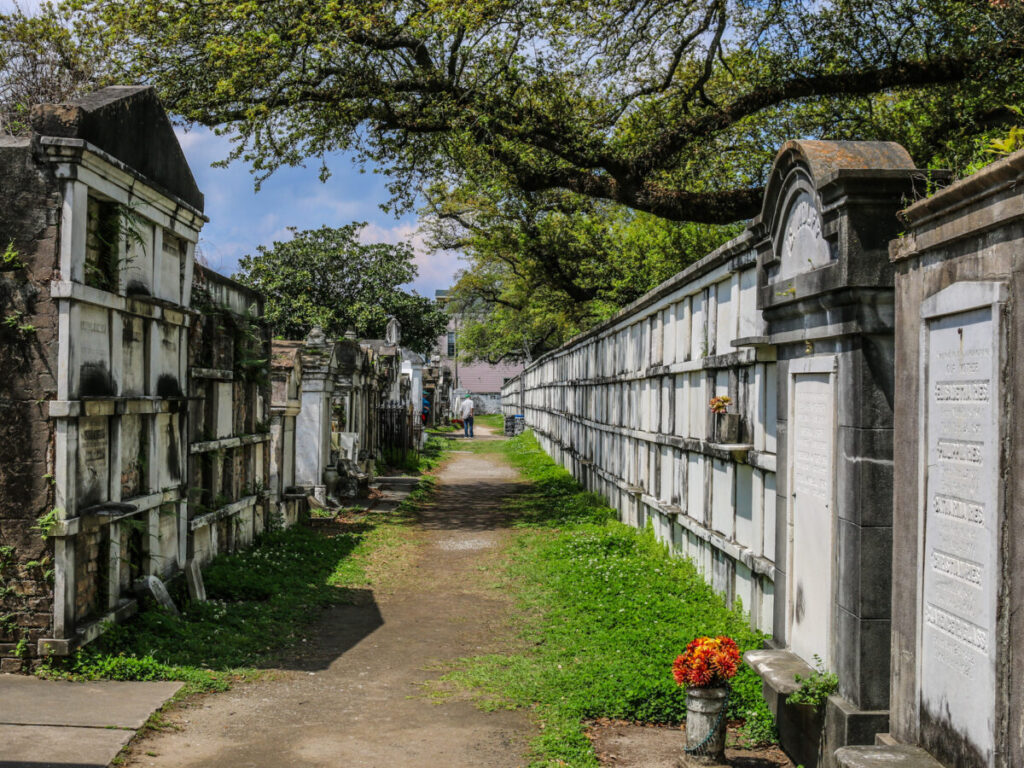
78,362,117,397
920,702,990,768
165,416,181,483
156,373,182,399
125,279,151,297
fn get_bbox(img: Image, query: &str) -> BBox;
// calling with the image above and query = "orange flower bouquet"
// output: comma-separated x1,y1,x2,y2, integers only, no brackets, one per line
708,395,732,415
672,635,741,688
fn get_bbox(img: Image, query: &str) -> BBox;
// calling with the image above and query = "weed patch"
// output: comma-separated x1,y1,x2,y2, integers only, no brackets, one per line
40,491,428,694
440,431,776,766
377,435,454,475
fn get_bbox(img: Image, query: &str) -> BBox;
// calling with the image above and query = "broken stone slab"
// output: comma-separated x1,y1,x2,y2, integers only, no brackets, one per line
0,674,183,729
133,575,179,616
834,745,945,768
185,558,206,602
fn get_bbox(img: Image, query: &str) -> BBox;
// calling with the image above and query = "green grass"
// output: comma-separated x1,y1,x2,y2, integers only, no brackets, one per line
39,487,427,695
437,431,776,766
474,413,505,430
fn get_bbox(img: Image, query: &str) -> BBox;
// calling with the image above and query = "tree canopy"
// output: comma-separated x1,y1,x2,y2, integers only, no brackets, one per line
233,223,448,355
0,3,109,134
428,183,741,362
77,0,1024,221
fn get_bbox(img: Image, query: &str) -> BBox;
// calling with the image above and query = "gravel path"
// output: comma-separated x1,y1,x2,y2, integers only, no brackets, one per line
123,430,533,768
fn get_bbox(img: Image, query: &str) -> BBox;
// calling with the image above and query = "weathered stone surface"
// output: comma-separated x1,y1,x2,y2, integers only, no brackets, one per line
185,558,206,603
0,674,182,728
834,745,944,768
889,148,1024,768
30,86,203,211
133,575,178,616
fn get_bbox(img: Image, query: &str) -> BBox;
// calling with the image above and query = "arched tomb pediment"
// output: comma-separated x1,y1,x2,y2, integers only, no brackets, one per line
753,140,916,292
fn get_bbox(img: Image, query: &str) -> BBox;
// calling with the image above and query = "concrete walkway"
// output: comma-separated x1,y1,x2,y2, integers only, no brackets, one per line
115,427,533,767
0,675,182,767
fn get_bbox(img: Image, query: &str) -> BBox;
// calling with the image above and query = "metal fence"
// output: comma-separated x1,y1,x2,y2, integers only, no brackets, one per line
378,401,415,465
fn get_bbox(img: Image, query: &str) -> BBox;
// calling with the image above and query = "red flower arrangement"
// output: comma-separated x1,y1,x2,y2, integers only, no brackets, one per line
672,636,741,688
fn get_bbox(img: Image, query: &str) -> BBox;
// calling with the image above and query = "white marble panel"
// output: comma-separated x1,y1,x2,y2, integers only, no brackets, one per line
73,303,112,396
663,306,676,365
157,231,182,304
687,453,704,521
790,368,835,667
715,278,735,354
155,325,181,396
764,363,778,454
674,375,688,437
121,315,146,396
124,220,154,295
661,378,672,433
778,190,830,280
921,300,1001,761
736,562,753,612
676,299,691,362
735,464,755,549
215,383,233,438
711,459,733,537
690,292,705,359
155,413,182,489
738,266,759,339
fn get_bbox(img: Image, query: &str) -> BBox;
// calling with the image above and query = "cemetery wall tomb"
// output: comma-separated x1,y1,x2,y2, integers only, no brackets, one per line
0,87,205,660
505,140,931,767
186,266,274,569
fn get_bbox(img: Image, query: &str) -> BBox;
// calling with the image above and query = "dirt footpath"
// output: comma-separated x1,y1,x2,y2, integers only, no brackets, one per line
124,436,533,768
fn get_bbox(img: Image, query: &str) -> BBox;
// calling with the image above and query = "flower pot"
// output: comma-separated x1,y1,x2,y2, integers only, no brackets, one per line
682,685,728,766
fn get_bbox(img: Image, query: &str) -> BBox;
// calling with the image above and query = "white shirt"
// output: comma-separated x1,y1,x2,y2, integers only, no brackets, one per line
459,399,474,419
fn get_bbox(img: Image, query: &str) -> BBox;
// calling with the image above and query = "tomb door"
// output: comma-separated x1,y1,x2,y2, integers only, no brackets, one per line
788,357,837,667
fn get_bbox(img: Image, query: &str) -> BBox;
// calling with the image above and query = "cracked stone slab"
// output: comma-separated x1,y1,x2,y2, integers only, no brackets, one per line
0,724,133,767
0,675,182,729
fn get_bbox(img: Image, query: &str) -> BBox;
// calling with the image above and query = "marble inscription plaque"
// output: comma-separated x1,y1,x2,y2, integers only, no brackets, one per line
74,304,112,396
790,371,834,666
77,416,109,508
778,191,831,280
921,306,999,762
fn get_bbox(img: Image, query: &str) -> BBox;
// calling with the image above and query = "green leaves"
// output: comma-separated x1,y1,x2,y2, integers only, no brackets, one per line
232,223,447,354
430,183,739,362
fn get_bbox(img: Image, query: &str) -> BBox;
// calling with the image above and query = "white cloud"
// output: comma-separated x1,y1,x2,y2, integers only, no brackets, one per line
358,221,463,297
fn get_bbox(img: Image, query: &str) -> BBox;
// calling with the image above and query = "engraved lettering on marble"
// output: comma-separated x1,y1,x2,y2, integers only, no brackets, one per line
921,305,1000,762
77,416,109,507
777,191,831,280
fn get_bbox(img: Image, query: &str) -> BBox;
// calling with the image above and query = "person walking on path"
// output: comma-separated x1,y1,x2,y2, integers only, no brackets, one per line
459,395,475,438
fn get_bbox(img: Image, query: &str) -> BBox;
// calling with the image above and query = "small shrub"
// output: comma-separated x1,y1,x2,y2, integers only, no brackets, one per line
786,655,838,708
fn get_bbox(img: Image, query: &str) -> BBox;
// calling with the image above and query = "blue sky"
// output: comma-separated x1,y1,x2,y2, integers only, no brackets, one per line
3,0,463,297
174,127,462,297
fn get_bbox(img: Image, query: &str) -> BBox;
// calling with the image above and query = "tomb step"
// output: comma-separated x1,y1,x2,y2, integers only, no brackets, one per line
834,745,945,768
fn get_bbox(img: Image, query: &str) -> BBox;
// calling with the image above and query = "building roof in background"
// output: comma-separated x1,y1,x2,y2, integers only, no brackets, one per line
455,360,525,394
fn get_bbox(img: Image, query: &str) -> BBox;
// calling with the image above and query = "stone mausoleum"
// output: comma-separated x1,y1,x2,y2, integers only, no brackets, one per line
0,86,209,658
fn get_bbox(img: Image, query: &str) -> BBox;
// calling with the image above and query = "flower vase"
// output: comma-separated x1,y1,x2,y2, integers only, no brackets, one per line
714,412,739,444
681,686,728,766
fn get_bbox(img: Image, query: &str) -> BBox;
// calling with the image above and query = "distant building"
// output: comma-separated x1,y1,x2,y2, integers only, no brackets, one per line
435,290,524,415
